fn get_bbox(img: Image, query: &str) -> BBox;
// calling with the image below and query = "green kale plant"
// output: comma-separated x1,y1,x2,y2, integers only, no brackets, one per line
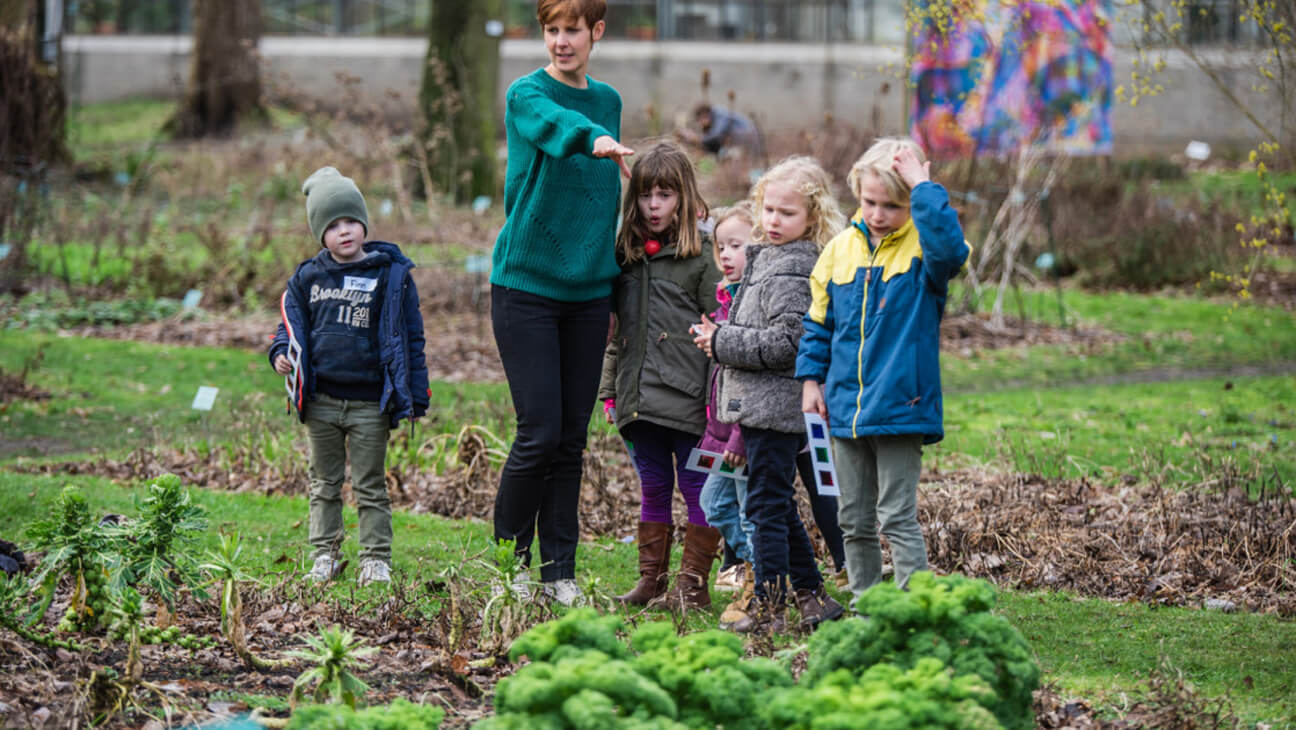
760,658,1003,729
285,697,445,729
629,622,792,728
802,572,1040,730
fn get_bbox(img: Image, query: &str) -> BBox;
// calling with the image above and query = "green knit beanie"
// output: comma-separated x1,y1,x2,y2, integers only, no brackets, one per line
302,166,369,245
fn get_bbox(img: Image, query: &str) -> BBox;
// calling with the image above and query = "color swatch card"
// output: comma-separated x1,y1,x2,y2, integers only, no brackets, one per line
803,413,840,496
685,448,748,482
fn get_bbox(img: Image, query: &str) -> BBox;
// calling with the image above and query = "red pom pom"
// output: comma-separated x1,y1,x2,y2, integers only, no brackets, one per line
644,239,661,256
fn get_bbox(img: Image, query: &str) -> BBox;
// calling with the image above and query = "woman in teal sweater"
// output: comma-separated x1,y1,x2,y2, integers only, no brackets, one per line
490,0,633,606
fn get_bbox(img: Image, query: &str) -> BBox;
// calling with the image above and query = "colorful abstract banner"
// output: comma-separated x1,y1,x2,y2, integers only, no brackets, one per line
909,0,1113,157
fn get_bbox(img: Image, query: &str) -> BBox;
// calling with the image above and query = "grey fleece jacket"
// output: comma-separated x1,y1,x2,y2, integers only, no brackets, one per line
712,239,818,433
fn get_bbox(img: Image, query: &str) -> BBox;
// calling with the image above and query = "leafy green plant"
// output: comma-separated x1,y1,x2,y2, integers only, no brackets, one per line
199,531,286,669
285,698,446,729
25,485,121,631
287,626,378,710
802,572,1040,730
479,539,547,655
117,473,209,612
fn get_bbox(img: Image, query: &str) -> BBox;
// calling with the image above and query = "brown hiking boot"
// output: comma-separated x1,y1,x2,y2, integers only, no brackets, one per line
650,524,721,611
794,584,844,630
616,521,673,605
722,594,787,635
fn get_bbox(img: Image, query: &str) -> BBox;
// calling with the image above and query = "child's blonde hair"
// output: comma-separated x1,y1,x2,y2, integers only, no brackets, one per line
847,136,927,206
708,200,755,270
750,155,845,249
617,139,708,264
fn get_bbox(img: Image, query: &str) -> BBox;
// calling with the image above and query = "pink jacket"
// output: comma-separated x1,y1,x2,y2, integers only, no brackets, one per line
698,282,745,458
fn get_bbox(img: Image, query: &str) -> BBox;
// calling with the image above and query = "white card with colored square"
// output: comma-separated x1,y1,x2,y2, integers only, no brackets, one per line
803,412,840,496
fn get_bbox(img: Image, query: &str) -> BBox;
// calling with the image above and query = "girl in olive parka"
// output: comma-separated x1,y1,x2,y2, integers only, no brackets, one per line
598,141,722,609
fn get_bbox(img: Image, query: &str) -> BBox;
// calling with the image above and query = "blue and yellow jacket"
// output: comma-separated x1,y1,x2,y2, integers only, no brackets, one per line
795,181,969,444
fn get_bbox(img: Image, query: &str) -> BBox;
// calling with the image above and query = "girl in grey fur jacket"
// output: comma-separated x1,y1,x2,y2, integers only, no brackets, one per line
692,156,847,633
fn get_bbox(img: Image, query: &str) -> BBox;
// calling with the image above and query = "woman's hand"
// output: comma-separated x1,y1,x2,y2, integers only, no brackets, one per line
593,135,635,178
691,314,718,358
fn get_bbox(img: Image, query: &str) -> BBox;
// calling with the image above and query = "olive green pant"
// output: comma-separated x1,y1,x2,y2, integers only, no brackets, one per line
832,434,928,598
305,393,391,563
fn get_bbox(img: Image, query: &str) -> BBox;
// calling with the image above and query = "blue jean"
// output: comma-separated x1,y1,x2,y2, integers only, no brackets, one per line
743,426,823,601
699,472,752,563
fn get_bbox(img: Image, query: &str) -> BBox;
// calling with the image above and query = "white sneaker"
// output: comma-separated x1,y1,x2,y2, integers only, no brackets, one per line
714,564,744,593
541,578,582,606
308,554,342,582
357,559,391,586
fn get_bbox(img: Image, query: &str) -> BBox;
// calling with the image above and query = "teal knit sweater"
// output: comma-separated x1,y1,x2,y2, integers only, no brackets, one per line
491,68,624,302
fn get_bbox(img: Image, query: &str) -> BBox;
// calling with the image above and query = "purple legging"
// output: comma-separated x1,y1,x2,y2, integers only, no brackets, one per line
621,421,709,526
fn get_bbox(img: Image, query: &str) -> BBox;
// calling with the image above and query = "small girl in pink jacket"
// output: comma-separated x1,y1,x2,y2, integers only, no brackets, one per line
696,203,755,619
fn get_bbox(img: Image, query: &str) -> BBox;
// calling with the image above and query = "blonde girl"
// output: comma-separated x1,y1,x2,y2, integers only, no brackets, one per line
598,139,722,609
692,155,846,633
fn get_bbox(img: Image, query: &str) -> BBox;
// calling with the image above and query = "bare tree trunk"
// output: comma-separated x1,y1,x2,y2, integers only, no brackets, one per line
420,0,502,203
0,0,67,296
166,0,267,138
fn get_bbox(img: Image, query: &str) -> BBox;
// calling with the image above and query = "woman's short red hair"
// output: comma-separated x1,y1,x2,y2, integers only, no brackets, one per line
536,0,606,27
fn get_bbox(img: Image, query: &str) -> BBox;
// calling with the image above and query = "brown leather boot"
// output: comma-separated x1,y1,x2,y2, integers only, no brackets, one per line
649,524,721,611
616,521,673,605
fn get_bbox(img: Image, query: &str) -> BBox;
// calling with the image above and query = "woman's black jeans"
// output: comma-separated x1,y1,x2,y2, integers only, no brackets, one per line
491,285,610,581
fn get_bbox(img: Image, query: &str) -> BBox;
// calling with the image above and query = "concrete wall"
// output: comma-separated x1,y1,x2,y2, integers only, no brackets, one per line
62,35,1280,155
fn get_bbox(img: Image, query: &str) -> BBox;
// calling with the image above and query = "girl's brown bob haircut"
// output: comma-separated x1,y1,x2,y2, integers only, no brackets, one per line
536,0,606,27
617,139,708,264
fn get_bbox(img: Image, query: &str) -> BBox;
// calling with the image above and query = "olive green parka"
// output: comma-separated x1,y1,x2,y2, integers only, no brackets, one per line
598,244,722,435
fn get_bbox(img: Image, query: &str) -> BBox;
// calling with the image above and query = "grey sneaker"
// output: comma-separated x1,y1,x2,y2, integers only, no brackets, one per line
541,578,582,606
308,554,342,582
357,559,391,586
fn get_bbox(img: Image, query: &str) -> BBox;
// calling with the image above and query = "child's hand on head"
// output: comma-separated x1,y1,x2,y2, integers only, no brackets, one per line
893,147,931,189
691,314,718,358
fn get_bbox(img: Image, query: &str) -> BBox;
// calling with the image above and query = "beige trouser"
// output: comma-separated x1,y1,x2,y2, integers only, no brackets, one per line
305,393,391,562
832,434,928,598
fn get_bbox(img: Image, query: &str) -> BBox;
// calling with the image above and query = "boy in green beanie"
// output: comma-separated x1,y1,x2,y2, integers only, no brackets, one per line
269,166,429,586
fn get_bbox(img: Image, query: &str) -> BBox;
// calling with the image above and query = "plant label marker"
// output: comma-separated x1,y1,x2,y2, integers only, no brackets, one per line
685,448,748,482
182,289,203,311
192,386,219,411
803,413,840,496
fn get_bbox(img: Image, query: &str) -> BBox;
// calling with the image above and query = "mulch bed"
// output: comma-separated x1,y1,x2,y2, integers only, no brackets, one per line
18,436,1296,616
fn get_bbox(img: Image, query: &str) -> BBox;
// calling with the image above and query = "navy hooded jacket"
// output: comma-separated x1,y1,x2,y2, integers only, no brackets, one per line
269,241,429,427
